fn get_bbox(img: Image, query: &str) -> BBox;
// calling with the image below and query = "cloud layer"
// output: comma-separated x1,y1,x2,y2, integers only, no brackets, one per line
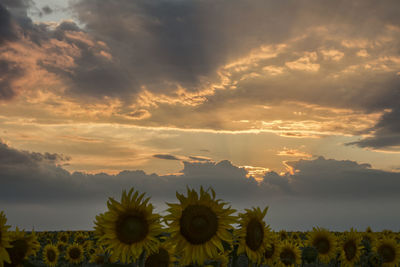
1,141,400,230
0,0,399,149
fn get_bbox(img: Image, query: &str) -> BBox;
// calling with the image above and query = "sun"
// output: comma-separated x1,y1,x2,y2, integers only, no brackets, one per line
235,206,270,265
42,244,59,267
0,211,11,267
306,227,337,264
95,188,163,264
164,186,236,266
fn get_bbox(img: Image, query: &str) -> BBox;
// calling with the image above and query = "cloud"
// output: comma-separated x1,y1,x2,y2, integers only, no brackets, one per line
188,156,212,162
347,107,400,149
152,154,180,160
42,5,52,15
1,142,400,230
0,0,400,149
0,2,18,44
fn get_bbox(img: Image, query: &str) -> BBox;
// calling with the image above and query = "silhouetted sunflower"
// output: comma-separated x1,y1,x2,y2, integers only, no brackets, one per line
339,228,362,267
306,227,337,264
235,207,270,264
6,228,40,267
277,240,301,267
144,242,177,267
57,232,69,244
263,233,280,266
164,186,236,266
374,238,400,267
42,244,59,267
97,188,163,264
65,243,84,265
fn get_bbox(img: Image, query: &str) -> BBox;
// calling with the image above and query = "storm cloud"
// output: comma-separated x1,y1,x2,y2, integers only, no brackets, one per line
1,142,400,230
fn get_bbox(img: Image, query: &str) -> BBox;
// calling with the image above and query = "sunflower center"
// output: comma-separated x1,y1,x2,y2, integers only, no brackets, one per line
61,235,67,242
47,249,57,262
378,244,395,263
144,248,170,267
264,243,275,259
180,205,218,244
69,247,82,259
116,214,149,244
344,240,357,261
280,248,296,266
246,218,264,251
314,237,330,254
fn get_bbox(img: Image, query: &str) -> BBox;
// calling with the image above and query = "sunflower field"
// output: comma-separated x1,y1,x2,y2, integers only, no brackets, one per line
1,187,400,267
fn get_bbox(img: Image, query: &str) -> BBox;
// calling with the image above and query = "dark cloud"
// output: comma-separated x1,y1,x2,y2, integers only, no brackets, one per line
152,154,180,160
347,107,400,149
42,5,52,14
1,143,400,230
268,156,400,198
188,156,211,162
0,2,17,44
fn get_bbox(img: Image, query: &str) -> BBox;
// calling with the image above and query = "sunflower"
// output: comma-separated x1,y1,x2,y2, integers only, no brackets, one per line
165,186,236,266
144,242,177,267
235,206,270,265
306,227,337,264
373,238,400,267
74,233,86,245
42,244,59,267
56,242,66,254
263,233,280,266
93,212,107,240
65,243,84,265
0,212,11,267
277,240,301,267
57,232,69,244
6,228,40,267
97,188,163,264
338,228,363,267
89,246,109,265
279,230,289,241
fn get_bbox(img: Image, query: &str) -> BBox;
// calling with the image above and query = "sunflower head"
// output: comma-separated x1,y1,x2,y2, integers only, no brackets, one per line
277,240,301,267
165,186,236,266
96,188,163,264
236,206,270,264
66,243,85,265
144,242,177,267
58,232,69,244
339,229,362,266
7,228,40,266
42,244,59,267
89,246,109,265
263,234,280,266
373,238,400,267
306,227,337,264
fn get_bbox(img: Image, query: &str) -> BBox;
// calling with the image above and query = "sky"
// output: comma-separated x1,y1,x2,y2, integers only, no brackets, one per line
0,0,400,231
